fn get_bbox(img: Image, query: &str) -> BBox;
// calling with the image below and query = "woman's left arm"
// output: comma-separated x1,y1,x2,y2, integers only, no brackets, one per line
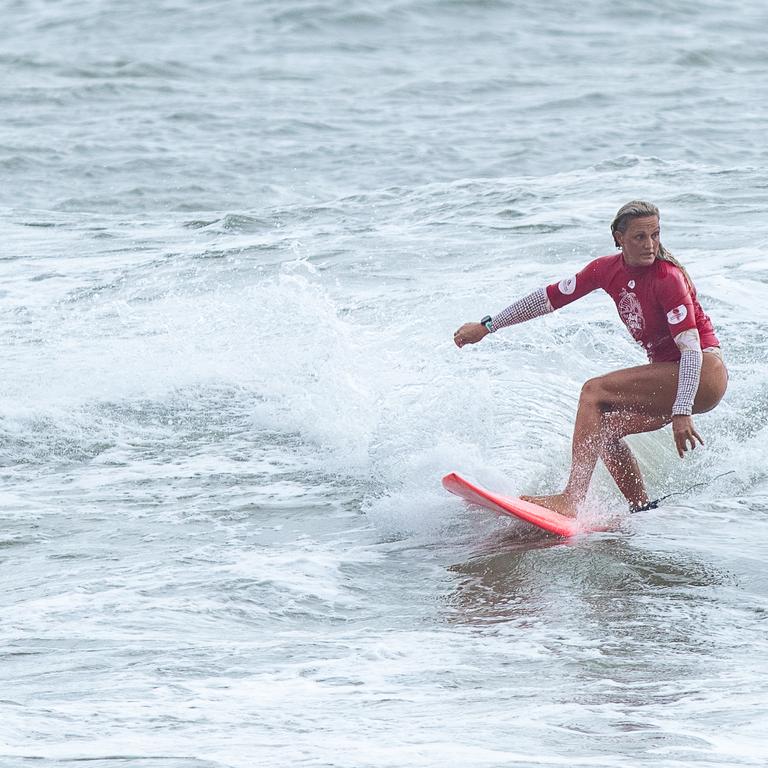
671,328,704,458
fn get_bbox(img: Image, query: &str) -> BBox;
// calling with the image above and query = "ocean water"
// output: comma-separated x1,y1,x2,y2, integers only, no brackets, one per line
1,1,767,766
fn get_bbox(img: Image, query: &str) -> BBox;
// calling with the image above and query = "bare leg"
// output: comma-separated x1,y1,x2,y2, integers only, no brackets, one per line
598,410,672,508
600,437,649,509
521,354,727,516
521,375,611,517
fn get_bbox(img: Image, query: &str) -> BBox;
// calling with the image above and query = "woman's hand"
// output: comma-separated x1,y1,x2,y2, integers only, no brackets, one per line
672,415,703,458
453,322,490,348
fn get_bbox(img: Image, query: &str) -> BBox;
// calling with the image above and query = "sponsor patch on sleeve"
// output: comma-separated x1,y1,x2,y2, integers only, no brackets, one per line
558,276,576,295
667,304,688,324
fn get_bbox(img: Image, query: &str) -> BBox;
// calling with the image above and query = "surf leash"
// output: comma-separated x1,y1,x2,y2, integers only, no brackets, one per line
629,470,735,514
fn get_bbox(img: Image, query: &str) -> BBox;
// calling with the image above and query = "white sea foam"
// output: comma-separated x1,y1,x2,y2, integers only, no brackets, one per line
2,1,768,766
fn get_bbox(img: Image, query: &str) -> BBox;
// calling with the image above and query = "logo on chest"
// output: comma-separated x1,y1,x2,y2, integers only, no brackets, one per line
618,288,645,338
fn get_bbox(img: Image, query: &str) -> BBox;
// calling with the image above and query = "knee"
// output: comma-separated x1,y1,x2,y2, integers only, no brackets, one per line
579,376,606,407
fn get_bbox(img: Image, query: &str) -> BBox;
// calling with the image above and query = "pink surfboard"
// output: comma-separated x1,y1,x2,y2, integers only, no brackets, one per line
442,472,599,537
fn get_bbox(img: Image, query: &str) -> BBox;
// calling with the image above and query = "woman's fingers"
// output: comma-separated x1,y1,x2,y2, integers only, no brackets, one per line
691,426,704,448
675,431,689,458
673,416,704,458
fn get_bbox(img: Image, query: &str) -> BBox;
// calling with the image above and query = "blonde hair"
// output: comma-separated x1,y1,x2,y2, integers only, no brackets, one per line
610,200,694,291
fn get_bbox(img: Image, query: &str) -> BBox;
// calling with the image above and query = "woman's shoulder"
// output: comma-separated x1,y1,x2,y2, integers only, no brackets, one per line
584,252,622,273
653,258,683,276
595,252,623,265
651,257,695,302
581,252,624,283
652,258,688,286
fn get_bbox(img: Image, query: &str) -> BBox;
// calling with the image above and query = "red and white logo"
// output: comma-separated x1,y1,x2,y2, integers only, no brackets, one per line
558,276,576,295
667,304,688,324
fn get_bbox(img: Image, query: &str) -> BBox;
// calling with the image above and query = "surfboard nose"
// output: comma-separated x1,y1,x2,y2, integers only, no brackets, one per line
442,472,589,537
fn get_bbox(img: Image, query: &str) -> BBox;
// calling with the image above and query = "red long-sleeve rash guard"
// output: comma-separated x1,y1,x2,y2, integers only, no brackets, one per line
545,254,719,362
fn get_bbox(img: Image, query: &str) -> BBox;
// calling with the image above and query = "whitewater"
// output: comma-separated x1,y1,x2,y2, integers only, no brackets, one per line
1,1,767,766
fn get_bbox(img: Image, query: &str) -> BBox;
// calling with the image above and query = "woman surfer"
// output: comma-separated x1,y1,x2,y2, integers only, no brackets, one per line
453,201,728,518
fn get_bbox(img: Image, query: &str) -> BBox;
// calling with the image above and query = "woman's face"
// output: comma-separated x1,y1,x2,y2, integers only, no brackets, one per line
615,215,660,267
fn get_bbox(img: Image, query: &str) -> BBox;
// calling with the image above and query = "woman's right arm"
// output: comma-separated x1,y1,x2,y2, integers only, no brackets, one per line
453,257,604,347
489,287,554,331
453,288,554,347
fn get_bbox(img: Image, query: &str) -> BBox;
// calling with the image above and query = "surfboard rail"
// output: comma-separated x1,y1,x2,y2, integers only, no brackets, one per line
442,472,589,537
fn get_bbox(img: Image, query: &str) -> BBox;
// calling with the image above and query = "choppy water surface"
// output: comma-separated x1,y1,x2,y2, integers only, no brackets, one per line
1,1,767,766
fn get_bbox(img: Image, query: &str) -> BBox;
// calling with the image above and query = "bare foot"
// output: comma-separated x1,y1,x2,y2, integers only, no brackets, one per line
520,493,578,518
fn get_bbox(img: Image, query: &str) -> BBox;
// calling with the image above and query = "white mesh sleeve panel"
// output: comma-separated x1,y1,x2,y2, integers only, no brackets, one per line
490,287,553,332
672,329,703,416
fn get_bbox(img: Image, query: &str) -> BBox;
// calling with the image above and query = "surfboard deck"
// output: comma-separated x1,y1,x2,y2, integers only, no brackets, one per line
442,472,600,537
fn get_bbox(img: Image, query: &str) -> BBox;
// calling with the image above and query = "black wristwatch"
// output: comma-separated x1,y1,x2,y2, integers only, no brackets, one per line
480,315,493,332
